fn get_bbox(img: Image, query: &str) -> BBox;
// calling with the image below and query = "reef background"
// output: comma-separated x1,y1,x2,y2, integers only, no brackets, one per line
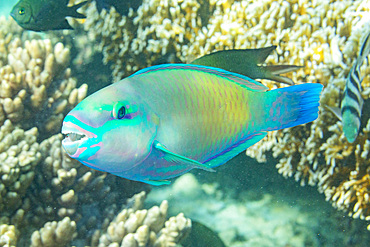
1,0,370,246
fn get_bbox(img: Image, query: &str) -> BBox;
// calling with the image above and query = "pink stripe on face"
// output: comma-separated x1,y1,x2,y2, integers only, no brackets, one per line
72,147,87,158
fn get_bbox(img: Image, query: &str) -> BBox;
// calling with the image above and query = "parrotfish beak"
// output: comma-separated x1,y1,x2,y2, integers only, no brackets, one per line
61,121,92,157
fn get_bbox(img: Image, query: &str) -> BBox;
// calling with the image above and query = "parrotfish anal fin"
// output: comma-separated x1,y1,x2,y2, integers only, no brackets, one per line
154,141,215,172
131,64,269,92
143,179,171,186
205,132,267,168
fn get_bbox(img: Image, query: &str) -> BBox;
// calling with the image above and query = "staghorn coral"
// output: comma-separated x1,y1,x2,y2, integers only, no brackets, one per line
0,16,160,246
0,119,40,225
82,0,370,230
30,217,77,247
0,224,19,247
91,191,191,247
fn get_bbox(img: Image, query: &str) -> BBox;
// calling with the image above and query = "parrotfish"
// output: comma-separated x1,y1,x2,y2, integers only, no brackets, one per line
191,46,303,85
61,64,322,185
10,0,87,31
326,31,370,143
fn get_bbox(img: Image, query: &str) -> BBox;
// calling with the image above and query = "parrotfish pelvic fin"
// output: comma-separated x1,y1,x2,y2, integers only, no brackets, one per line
153,141,215,172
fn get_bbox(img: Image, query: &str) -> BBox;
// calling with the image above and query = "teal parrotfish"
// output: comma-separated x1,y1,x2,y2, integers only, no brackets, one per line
61,64,323,185
10,0,87,31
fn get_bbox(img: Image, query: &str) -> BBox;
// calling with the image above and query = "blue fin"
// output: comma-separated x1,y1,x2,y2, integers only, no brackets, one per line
131,64,269,92
143,179,171,186
263,83,323,131
154,141,215,172
205,132,267,168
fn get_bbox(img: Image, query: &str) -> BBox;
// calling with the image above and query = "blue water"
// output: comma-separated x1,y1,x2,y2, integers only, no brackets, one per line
0,0,17,16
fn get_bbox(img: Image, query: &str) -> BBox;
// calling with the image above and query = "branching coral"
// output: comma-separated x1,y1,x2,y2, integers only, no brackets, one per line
0,16,174,246
82,0,370,230
91,191,191,247
0,17,88,136
0,224,19,247
30,217,77,247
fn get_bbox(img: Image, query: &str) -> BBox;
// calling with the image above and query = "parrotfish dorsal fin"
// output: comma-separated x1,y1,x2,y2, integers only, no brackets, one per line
131,64,269,92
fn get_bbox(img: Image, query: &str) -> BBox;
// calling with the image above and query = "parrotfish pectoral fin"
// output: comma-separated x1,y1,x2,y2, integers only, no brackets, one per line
143,179,171,186
154,141,215,172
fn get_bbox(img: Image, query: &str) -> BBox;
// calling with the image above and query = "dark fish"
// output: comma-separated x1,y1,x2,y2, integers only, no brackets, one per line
191,46,302,85
10,0,87,31
180,220,226,247
94,0,142,15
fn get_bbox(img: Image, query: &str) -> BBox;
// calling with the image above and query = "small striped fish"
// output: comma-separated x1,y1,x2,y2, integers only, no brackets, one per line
341,31,370,143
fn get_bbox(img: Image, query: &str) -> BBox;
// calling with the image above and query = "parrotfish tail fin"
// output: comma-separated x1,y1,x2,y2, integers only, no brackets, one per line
262,83,323,131
261,65,304,85
67,1,88,19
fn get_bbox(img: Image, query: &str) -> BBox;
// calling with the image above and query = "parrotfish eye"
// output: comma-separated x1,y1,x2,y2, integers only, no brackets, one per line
18,7,25,15
113,102,126,119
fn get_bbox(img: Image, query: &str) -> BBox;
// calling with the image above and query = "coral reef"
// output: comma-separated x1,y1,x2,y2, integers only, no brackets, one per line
82,0,370,230
0,224,19,247
30,217,77,247
0,15,187,246
92,191,191,247
0,16,88,136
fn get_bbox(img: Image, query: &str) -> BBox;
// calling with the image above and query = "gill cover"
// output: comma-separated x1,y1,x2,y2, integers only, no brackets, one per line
101,100,159,172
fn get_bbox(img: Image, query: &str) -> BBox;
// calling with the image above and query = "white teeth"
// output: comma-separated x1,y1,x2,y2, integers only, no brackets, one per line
64,132,86,142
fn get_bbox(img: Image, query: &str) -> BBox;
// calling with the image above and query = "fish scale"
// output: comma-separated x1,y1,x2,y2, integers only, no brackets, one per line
135,69,253,161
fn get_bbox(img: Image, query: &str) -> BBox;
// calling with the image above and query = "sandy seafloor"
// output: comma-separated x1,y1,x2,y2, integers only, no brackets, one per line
146,153,370,247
